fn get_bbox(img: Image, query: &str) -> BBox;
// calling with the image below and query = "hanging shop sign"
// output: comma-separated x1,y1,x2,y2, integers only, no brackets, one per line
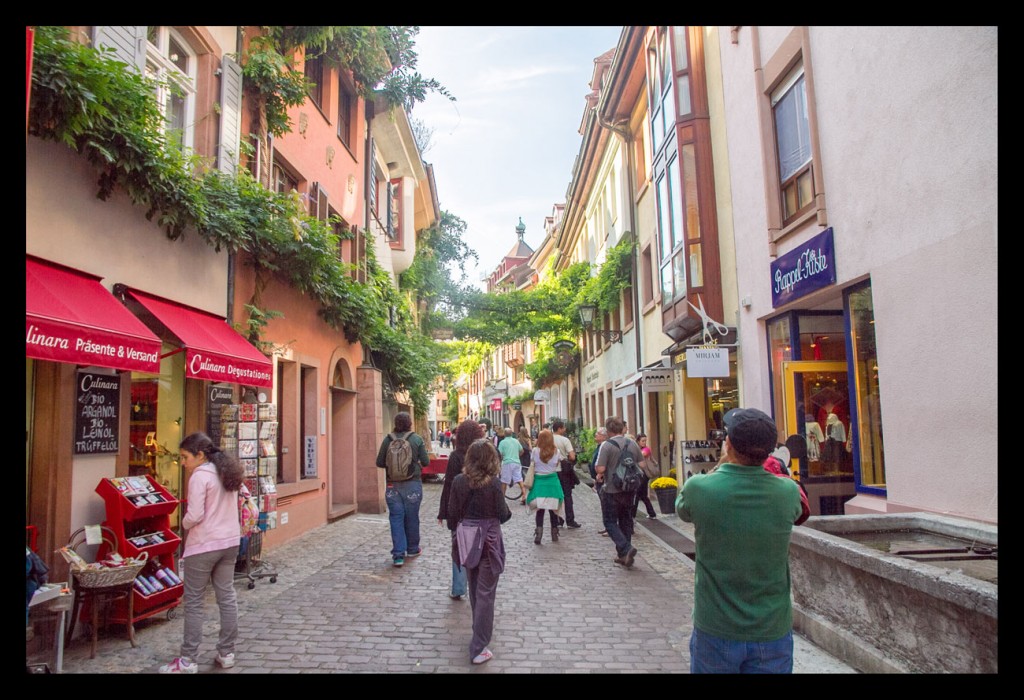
685,346,730,378
74,371,120,454
490,398,504,411
771,227,837,307
642,368,674,392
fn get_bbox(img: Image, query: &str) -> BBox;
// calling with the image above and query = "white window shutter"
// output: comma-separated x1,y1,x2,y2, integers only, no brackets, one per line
309,182,320,218
386,181,395,238
218,55,243,175
92,26,146,71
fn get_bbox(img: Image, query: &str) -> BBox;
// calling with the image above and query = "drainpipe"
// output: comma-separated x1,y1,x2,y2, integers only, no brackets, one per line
596,111,644,430
226,25,245,326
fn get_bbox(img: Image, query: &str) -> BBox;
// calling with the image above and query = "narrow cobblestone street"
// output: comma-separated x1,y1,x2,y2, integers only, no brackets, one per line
43,475,856,674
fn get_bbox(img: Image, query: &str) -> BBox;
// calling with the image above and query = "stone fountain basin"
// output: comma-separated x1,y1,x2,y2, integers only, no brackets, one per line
789,512,997,674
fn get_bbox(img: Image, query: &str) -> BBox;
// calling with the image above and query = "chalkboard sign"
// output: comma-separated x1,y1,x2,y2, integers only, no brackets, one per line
206,382,235,444
74,371,121,454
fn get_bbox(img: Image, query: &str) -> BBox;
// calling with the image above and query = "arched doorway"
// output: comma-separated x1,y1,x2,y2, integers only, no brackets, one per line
329,358,357,518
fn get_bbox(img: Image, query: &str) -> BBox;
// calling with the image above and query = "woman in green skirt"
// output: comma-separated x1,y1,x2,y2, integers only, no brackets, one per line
526,429,565,544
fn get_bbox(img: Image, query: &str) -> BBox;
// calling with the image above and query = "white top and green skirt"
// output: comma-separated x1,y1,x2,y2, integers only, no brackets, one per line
526,447,565,514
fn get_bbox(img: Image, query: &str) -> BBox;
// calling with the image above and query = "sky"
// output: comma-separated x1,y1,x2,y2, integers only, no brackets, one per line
410,26,624,290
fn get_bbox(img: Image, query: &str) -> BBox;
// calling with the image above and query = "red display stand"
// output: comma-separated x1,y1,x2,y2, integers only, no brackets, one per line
95,476,183,624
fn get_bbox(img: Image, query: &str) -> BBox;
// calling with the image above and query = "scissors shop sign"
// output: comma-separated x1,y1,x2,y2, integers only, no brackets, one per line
685,346,729,378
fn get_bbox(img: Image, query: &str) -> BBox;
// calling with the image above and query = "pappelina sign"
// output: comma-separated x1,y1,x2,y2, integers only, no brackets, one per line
770,227,837,308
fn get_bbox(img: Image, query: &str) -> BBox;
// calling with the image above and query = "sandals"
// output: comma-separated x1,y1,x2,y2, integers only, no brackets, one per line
472,648,493,665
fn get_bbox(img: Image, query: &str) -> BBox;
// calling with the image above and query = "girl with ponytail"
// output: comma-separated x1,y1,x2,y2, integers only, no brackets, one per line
159,431,243,673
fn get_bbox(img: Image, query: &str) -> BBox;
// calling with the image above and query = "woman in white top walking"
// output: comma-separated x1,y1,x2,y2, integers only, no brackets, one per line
525,429,565,544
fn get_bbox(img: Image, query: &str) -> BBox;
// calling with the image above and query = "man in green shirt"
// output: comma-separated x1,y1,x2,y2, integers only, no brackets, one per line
497,427,525,503
677,407,802,673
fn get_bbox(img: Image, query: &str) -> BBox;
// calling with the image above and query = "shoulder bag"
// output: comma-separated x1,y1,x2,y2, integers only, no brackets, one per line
523,454,536,491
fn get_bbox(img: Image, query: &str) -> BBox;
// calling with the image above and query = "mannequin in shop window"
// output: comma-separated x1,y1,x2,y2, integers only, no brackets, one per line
804,414,825,463
822,413,846,470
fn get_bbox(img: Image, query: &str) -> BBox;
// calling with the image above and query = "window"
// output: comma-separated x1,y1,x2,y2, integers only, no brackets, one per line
272,162,298,194
641,244,655,308
387,178,402,242
847,283,886,492
656,155,685,302
773,65,814,224
146,27,195,152
308,182,329,221
622,286,634,328
305,52,324,110
634,118,650,189
646,28,673,155
681,144,702,288
337,77,354,149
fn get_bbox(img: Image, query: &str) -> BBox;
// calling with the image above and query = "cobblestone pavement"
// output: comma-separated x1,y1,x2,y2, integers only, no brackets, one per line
38,474,857,674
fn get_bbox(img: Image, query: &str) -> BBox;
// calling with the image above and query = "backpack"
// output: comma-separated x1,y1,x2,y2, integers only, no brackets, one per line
239,484,260,536
609,437,643,493
385,432,415,481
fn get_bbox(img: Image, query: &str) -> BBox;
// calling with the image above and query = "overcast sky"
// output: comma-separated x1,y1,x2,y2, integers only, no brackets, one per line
411,26,623,290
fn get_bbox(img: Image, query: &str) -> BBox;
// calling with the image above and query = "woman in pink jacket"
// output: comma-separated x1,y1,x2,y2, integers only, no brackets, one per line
160,432,244,674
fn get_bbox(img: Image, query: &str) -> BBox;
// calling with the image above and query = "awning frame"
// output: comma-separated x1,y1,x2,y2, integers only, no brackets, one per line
121,287,273,388
26,256,162,373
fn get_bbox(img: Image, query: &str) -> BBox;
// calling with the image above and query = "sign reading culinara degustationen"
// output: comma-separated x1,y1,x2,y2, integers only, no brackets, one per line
74,371,120,454
770,227,837,307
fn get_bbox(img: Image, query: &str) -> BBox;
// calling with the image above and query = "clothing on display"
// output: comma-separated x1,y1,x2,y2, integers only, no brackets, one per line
804,415,825,462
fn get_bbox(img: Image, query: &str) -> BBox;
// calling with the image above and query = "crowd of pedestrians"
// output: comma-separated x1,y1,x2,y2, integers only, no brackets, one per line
376,408,805,673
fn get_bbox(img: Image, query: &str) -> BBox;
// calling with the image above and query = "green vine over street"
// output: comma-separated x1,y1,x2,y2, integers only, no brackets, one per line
28,25,636,413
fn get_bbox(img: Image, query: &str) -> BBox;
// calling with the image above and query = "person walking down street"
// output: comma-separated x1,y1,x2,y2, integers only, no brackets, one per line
595,416,644,568
437,419,485,600
448,439,512,665
517,426,533,488
633,433,659,520
375,411,430,567
551,420,581,528
159,432,243,674
526,429,566,544
517,425,533,454
497,427,526,505
677,407,803,674
590,427,609,533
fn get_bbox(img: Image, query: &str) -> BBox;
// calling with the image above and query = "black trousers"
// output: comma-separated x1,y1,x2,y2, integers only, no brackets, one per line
557,473,577,524
632,476,657,518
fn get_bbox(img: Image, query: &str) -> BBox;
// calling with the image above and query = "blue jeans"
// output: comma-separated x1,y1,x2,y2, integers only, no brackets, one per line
601,491,635,557
385,479,423,559
451,559,468,596
689,627,793,673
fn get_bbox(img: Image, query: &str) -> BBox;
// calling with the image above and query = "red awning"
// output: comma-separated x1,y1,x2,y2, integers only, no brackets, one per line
26,256,162,373
126,290,273,388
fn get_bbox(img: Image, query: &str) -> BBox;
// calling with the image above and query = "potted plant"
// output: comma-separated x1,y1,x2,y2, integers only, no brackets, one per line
650,476,679,515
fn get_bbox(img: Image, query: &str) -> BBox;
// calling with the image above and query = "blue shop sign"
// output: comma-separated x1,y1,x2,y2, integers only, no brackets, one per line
771,228,836,307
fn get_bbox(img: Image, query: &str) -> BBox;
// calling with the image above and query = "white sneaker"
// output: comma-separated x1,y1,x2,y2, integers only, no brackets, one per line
159,657,198,674
215,652,236,669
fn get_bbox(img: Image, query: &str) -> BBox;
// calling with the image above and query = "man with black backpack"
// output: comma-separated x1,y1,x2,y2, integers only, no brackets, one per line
594,416,644,568
375,411,431,567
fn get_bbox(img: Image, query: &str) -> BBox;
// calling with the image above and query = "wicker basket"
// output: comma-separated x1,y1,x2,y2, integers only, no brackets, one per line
70,548,149,589
71,551,148,590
